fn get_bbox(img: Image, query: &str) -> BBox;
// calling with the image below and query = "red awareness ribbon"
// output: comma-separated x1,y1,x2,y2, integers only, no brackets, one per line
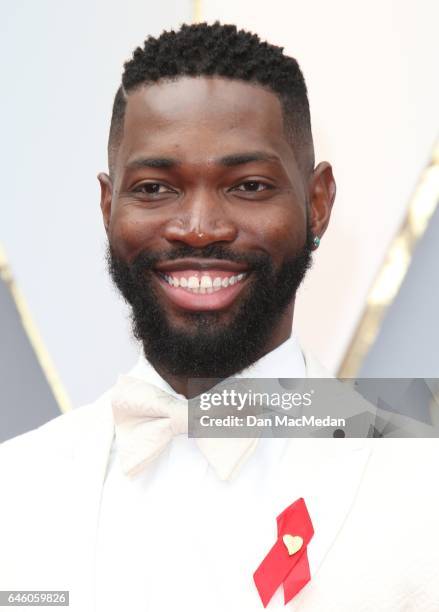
253,497,314,608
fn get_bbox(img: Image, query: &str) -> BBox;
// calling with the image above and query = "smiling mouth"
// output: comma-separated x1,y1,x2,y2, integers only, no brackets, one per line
154,265,250,311
159,270,248,293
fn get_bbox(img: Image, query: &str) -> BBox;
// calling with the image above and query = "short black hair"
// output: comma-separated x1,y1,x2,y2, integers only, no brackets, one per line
108,22,314,174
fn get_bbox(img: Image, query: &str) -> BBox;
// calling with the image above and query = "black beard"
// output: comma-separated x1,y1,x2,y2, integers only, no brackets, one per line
107,236,313,379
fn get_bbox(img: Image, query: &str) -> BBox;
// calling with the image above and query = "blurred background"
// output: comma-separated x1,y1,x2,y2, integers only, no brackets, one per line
1,0,438,441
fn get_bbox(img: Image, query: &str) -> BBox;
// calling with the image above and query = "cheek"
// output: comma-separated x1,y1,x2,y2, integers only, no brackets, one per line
108,206,161,260
240,207,307,263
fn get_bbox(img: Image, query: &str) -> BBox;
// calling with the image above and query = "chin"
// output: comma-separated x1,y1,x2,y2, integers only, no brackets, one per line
165,304,239,329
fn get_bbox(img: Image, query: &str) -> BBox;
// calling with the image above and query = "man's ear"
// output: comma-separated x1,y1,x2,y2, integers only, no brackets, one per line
308,162,336,240
98,172,113,234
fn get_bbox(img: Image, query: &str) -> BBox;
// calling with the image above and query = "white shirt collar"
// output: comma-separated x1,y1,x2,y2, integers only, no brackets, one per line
128,333,305,398
123,334,306,481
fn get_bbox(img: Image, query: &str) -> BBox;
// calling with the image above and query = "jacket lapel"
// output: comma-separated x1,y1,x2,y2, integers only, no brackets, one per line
271,348,372,609
266,438,371,610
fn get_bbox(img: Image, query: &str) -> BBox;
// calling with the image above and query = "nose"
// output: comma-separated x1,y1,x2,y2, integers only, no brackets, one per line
163,190,238,248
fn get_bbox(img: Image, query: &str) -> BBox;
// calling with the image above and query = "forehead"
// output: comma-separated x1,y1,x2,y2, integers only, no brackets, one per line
117,76,297,168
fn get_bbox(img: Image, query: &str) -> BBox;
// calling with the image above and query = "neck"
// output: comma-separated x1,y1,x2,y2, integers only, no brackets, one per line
154,303,294,398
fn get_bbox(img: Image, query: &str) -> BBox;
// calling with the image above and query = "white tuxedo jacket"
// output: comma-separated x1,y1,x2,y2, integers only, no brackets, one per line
1,352,439,611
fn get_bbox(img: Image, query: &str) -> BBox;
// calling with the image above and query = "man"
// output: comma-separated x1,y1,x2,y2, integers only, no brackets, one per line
1,22,438,612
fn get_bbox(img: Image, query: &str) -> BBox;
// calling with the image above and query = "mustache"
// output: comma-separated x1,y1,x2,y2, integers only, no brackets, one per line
113,244,272,272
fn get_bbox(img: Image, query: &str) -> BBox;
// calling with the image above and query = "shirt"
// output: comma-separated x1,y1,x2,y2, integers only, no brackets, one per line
95,335,317,611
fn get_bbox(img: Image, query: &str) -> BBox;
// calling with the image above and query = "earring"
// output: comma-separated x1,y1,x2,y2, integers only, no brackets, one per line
313,236,321,248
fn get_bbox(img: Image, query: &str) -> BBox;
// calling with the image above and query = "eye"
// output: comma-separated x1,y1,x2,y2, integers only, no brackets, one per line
132,182,175,195
233,181,273,193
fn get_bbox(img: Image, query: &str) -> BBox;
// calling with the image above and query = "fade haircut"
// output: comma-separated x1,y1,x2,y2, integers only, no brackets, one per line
108,22,314,175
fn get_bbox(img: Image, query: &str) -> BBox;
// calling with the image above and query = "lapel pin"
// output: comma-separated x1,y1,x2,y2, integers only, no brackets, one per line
282,534,303,556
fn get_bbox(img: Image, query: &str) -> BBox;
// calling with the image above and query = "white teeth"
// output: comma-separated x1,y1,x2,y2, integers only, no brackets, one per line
188,276,199,289
163,271,247,292
200,275,212,288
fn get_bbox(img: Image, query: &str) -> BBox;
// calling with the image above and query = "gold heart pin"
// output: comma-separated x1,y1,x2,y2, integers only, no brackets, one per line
282,534,303,556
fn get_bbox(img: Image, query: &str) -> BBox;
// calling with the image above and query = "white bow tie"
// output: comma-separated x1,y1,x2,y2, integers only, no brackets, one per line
111,375,259,481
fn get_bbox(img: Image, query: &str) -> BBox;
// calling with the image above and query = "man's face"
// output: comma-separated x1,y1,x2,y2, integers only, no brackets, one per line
100,77,334,378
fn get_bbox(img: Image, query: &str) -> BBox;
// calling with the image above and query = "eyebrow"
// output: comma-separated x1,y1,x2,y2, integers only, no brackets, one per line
218,152,281,167
125,151,281,171
125,157,179,170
